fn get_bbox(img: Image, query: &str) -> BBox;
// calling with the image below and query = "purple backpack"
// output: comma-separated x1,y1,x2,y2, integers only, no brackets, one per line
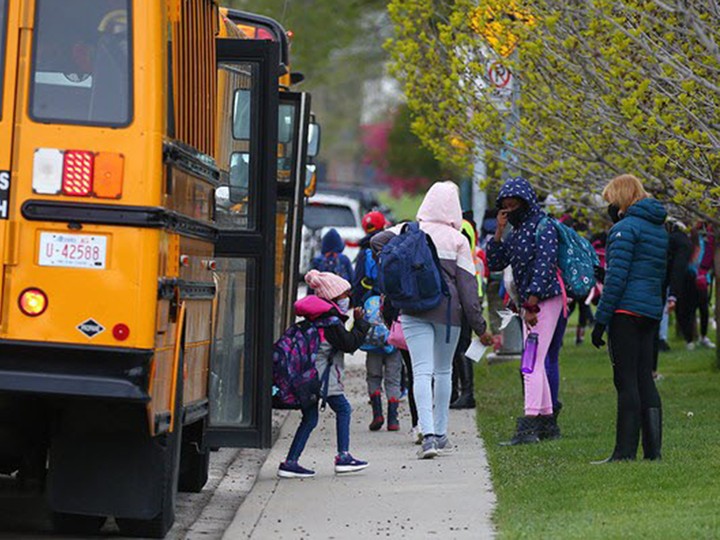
272,317,341,410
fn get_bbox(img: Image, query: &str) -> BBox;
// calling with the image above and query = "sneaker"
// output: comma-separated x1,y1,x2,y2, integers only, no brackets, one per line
686,341,696,351
278,461,315,479
434,434,455,456
416,436,438,459
410,426,423,445
334,453,369,474
699,336,716,348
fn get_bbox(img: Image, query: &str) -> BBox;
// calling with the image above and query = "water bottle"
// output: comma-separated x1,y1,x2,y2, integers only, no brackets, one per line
520,332,539,374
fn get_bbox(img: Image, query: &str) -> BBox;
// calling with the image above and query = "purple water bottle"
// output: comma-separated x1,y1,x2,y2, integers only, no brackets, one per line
521,333,539,374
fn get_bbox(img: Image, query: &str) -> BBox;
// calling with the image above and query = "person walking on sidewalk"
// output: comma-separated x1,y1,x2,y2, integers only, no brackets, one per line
278,270,371,478
487,177,568,445
352,211,404,432
591,174,667,462
372,181,491,459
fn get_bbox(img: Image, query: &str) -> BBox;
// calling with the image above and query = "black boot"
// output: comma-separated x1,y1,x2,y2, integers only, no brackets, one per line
450,358,476,409
538,415,561,440
387,398,400,431
500,416,541,446
592,407,640,463
641,407,662,460
369,391,384,431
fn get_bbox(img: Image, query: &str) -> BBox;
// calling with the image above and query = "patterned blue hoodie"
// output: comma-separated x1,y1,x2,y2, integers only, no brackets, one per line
487,177,562,302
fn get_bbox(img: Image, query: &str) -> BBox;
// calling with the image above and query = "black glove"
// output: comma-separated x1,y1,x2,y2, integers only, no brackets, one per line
591,323,606,349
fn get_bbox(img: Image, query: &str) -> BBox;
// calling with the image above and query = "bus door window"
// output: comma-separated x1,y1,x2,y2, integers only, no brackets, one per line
29,0,132,127
277,103,296,183
216,63,257,231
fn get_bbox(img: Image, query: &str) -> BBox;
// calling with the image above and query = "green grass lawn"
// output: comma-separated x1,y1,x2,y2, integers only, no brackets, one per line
474,333,720,539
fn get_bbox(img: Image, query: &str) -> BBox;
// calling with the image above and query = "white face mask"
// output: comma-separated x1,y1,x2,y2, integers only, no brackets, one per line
336,298,350,314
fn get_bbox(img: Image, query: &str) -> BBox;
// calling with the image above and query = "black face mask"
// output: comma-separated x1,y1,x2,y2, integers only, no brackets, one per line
506,207,527,227
607,204,622,223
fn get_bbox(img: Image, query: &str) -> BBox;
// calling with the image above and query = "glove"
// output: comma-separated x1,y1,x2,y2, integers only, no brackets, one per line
591,323,606,349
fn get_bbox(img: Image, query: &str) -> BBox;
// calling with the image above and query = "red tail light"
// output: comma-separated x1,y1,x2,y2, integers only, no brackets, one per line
62,150,94,197
19,288,48,317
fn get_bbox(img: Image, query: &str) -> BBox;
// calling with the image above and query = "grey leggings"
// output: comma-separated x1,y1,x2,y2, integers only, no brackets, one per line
366,350,403,400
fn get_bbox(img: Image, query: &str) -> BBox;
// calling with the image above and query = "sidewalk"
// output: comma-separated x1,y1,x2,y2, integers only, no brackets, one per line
224,352,496,539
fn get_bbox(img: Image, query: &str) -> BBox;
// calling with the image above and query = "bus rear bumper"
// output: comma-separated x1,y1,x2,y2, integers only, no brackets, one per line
0,340,153,402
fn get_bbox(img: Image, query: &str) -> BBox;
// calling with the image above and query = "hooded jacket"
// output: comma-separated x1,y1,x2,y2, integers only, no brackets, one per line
595,198,668,325
310,228,354,284
370,182,487,335
351,231,380,306
294,295,370,397
487,177,562,302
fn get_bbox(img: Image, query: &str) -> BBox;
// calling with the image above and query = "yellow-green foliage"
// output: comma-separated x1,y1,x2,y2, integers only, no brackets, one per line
388,0,720,222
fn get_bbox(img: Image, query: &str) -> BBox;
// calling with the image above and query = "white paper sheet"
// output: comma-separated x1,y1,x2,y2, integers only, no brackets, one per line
465,338,489,363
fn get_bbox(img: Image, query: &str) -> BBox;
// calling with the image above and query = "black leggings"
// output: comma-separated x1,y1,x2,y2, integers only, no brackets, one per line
400,349,418,428
677,275,710,342
608,314,662,456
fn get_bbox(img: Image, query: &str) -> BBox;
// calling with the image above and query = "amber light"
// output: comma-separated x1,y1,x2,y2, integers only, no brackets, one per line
19,288,48,317
113,323,130,341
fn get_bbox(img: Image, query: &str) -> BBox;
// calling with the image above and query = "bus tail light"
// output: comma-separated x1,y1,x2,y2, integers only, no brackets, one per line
32,149,64,194
113,323,130,341
93,153,124,199
19,288,48,317
62,150,94,197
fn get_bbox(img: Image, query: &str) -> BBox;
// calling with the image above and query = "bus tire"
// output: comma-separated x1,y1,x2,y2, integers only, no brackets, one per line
52,512,106,535
179,419,210,493
117,350,184,538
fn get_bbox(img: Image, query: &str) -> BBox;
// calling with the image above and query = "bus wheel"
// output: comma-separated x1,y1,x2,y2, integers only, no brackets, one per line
117,351,184,538
179,419,210,493
52,512,106,534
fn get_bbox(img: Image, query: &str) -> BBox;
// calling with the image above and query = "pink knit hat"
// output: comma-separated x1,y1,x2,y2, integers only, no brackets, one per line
305,269,351,301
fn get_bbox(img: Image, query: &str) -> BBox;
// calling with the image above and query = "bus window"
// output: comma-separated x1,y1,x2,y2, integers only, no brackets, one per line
0,0,6,116
29,0,132,127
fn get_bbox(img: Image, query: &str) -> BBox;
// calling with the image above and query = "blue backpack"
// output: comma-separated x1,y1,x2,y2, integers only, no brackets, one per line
537,217,600,299
359,295,394,354
377,222,450,314
271,317,341,410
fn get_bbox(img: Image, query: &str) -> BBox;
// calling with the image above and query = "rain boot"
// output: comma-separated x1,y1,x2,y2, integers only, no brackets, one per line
591,406,640,464
538,414,561,440
450,357,476,409
500,416,540,446
387,398,400,431
641,407,662,460
369,391,384,431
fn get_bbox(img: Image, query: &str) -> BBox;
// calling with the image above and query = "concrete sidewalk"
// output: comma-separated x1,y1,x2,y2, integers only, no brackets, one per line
224,353,496,539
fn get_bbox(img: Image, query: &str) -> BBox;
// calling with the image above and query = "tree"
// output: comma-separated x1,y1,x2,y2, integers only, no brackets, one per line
387,0,720,224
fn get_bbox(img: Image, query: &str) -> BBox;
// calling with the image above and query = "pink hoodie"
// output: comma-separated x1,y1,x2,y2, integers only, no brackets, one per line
371,182,486,335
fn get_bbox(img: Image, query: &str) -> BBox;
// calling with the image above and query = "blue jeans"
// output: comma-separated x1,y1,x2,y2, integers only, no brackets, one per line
401,315,461,437
544,313,568,411
286,395,352,461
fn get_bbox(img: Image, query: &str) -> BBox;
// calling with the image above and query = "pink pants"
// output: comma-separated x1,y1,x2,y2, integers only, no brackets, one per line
522,295,564,416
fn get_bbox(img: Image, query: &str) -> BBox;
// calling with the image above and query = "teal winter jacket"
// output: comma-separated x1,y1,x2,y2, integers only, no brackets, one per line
595,198,668,325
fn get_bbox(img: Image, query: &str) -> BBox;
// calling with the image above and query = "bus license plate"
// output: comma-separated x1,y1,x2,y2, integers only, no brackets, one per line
38,233,107,269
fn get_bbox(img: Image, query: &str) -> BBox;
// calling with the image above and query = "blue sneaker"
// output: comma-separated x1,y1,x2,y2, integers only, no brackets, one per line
334,452,369,474
278,460,315,478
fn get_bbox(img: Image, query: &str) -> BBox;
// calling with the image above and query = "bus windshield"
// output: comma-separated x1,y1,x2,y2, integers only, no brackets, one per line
0,0,7,116
30,0,132,127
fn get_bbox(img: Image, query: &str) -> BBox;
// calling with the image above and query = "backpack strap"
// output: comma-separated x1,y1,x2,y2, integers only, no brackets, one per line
319,350,335,411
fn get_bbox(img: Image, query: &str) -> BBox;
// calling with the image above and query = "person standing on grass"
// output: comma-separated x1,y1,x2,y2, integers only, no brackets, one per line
591,174,667,463
371,181,492,459
487,177,568,445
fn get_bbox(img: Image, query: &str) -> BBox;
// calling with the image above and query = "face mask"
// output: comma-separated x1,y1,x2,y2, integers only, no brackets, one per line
336,298,350,314
506,207,527,227
607,204,622,223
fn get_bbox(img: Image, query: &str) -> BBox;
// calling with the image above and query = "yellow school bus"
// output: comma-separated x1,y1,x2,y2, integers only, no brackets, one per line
0,1,311,537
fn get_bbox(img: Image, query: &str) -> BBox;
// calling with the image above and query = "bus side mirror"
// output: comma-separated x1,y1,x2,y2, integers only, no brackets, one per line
307,122,321,158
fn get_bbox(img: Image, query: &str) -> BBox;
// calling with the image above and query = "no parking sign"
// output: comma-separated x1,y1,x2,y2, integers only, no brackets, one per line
488,62,512,89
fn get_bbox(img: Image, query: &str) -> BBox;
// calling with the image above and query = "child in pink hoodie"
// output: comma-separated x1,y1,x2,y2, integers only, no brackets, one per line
277,270,371,478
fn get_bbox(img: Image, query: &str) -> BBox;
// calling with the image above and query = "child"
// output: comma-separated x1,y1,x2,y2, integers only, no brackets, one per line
309,228,354,283
278,269,371,478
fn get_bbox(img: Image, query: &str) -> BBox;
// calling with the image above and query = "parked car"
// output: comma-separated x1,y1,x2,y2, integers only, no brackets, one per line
300,193,364,274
